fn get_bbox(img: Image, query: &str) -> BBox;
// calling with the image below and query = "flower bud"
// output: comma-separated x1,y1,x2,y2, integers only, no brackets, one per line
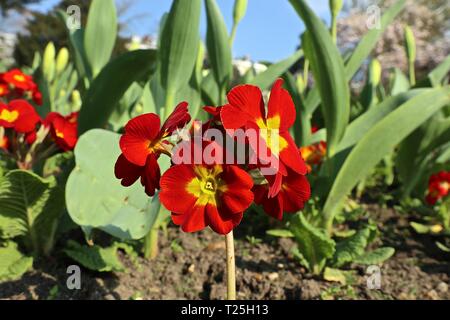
369,59,381,86
233,0,248,25
404,25,416,63
56,47,69,74
329,0,343,17
43,42,56,82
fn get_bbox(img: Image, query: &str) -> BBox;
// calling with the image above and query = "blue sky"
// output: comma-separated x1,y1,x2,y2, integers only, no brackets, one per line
28,0,334,62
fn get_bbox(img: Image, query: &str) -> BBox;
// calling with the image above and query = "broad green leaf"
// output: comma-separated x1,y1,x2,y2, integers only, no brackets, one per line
251,49,303,90
289,214,335,274
323,88,450,229
0,241,33,283
84,0,117,76
66,129,160,240
159,0,201,98
290,0,349,155
266,229,295,238
344,0,405,80
0,170,64,255
78,50,157,134
205,0,232,96
64,240,124,272
353,247,395,265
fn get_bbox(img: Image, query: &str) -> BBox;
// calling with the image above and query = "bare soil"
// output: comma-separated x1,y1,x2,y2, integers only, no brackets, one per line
0,205,449,300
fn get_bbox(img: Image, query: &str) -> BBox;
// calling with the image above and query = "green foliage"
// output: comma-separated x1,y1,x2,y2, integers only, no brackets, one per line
159,0,201,116
84,0,117,77
0,170,65,256
289,214,335,275
78,50,157,134
0,241,33,283
65,129,161,241
64,240,124,272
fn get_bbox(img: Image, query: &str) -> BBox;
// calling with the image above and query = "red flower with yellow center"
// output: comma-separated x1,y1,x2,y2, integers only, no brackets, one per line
220,79,307,196
253,168,311,220
300,141,327,172
0,83,9,97
426,171,450,205
45,112,79,151
0,100,40,133
160,164,254,235
115,102,191,197
2,69,36,91
0,135,9,150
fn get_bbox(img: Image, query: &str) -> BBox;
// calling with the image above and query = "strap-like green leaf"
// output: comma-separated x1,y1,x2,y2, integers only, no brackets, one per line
159,0,201,97
250,50,303,90
323,87,450,231
290,0,350,156
78,50,157,134
84,0,117,77
205,0,232,97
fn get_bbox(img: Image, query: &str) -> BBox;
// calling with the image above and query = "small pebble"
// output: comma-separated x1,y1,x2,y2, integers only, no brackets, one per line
268,272,279,281
437,282,448,293
427,289,439,300
254,274,263,282
187,264,195,273
277,263,284,269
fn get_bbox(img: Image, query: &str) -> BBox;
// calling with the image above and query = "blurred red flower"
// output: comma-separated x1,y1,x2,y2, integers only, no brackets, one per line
0,100,40,133
45,112,79,151
2,69,36,91
300,141,327,172
0,83,9,97
426,171,450,205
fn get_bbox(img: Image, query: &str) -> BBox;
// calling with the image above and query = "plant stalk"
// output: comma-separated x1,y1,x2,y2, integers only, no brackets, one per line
143,227,159,259
225,231,236,300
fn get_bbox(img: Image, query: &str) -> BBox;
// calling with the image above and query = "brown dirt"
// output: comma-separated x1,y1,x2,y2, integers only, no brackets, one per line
0,205,449,300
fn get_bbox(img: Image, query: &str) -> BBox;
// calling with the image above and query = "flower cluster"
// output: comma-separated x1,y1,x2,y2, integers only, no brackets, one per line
300,140,327,172
116,79,311,235
0,68,79,170
0,69,42,105
425,171,450,205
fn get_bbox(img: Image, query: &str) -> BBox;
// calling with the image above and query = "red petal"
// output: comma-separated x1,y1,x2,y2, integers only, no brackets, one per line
267,78,296,131
9,100,40,133
120,113,161,166
114,154,142,187
161,101,191,135
181,203,207,233
140,152,161,197
159,164,198,213
220,103,253,129
221,165,254,213
281,172,311,213
279,131,308,175
206,204,243,235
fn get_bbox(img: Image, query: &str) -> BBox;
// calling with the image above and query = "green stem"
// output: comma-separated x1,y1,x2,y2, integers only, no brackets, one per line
225,231,236,300
303,59,309,86
330,13,338,44
230,24,238,46
161,88,175,121
409,61,416,86
143,227,159,259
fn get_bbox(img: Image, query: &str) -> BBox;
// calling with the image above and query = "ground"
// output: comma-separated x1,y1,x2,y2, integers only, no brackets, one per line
0,204,449,300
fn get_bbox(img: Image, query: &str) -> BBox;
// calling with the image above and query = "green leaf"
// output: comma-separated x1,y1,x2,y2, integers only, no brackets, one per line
159,0,201,96
266,229,295,238
344,0,405,80
205,0,233,94
64,240,124,272
336,89,424,153
323,88,450,230
323,267,347,285
84,0,117,76
289,214,335,274
353,247,395,265
78,50,157,134
390,68,410,95
250,49,303,90
410,222,430,234
66,129,159,240
0,170,64,255
332,228,370,267
0,241,33,283
290,0,350,155
427,55,450,87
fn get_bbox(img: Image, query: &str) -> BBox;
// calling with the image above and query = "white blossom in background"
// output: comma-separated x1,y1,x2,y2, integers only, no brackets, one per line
233,58,268,77
126,35,157,51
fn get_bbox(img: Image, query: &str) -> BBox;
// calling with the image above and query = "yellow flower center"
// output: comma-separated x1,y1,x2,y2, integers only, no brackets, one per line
186,165,227,206
56,130,65,138
256,115,287,155
0,109,19,123
13,74,26,82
